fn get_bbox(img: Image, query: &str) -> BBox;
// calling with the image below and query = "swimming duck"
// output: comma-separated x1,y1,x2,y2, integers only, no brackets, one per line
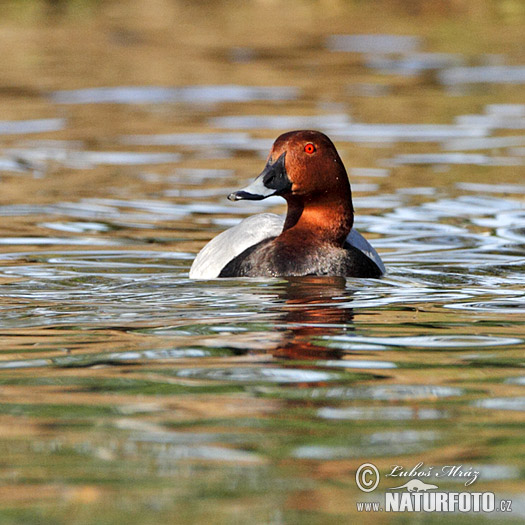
190,130,384,278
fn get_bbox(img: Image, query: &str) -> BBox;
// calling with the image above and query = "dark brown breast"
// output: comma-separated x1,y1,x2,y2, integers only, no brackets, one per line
218,238,382,278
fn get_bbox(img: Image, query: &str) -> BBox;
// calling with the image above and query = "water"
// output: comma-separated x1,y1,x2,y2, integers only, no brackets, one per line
0,2,524,524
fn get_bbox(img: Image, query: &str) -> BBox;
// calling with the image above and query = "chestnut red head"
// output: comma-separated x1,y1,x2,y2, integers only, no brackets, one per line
228,130,351,203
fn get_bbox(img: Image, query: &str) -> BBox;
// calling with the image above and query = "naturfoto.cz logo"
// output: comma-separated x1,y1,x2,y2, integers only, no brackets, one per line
355,462,513,514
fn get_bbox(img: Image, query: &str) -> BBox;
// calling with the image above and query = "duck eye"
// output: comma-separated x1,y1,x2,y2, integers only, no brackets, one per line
304,143,316,154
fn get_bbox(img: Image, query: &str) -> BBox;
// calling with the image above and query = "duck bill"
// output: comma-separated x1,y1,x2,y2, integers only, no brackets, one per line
228,174,273,201
228,152,290,201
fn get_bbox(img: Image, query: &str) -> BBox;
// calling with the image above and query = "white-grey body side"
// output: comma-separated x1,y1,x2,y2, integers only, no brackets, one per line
189,213,385,279
189,214,283,279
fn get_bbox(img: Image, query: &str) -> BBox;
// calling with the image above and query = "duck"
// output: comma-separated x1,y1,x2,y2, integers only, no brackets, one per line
189,130,385,279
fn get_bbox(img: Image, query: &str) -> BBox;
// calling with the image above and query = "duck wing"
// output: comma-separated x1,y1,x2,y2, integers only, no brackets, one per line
189,213,385,278
189,213,284,279
345,228,385,275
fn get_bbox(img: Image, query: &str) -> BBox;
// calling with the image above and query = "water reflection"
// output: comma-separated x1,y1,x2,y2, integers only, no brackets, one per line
439,65,525,86
279,384,465,401
176,367,337,384
327,34,421,54
51,85,298,105
209,114,351,130
0,118,66,135
292,429,438,459
5,148,182,169
317,406,446,420
270,276,355,360
366,53,463,76
391,152,521,166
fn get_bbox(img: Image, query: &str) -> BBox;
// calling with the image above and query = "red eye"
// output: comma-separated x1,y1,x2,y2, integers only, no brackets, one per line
304,143,316,154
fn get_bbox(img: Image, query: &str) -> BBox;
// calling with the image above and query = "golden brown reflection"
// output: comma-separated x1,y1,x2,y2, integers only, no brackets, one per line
271,276,354,360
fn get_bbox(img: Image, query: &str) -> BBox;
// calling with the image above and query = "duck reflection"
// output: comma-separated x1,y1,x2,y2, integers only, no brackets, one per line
271,276,354,360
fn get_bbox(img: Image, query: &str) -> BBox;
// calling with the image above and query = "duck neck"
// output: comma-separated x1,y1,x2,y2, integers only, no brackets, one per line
282,192,354,247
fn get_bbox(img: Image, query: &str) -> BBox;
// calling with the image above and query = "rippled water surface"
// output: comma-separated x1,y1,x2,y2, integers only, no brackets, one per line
0,1,524,524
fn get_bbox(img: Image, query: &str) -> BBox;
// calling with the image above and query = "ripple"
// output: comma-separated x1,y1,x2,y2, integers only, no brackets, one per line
488,104,525,117
0,118,66,135
391,153,521,166
40,222,111,233
386,195,520,221
140,444,262,463
0,359,50,369
51,85,298,105
331,124,487,143
5,148,181,169
0,236,117,246
474,397,525,411
497,226,525,244
124,432,264,463
439,66,525,86
445,298,525,314
45,251,184,266
505,377,525,386
0,249,183,266
209,114,351,131
121,131,252,147
456,182,525,194
292,430,437,459
353,194,402,209
367,430,438,446
0,348,212,370
455,112,525,130
0,158,26,173
327,34,421,54
367,220,466,235
319,360,396,369
367,53,463,76
318,407,447,420
286,385,464,401
444,135,525,151
82,197,260,218
0,201,120,220
470,464,521,481
473,209,525,228
324,334,522,349
176,367,337,383
350,167,390,178
172,168,234,183
114,349,210,360
291,446,357,460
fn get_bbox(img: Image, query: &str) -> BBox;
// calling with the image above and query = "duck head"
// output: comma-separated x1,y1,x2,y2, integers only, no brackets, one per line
228,130,352,205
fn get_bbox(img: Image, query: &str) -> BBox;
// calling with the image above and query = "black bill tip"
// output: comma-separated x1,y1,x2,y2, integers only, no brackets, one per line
228,191,265,201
